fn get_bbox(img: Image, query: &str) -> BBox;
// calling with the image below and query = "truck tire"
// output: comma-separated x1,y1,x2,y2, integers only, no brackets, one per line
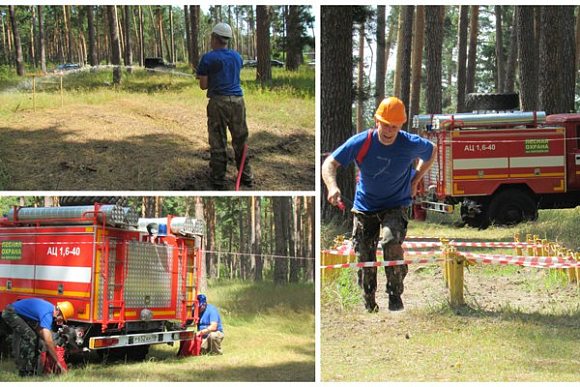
59,197,128,207
487,188,538,226
464,93,519,111
460,199,490,229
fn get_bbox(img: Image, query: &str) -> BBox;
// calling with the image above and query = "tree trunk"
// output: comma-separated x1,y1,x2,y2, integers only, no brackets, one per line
169,6,175,63
273,197,289,285
424,6,444,114
456,5,469,112
558,7,576,114
393,6,403,96
290,197,302,282
321,6,355,225
190,6,199,70
8,5,24,76
253,197,263,281
375,5,386,109
286,6,301,71
466,6,479,94
29,6,36,68
356,21,365,133
184,6,191,68
204,198,217,279
516,6,538,111
107,5,122,84
576,6,580,73
256,5,272,82
504,8,518,93
138,6,144,67
38,6,46,73
384,7,398,94
122,6,132,73
408,5,424,131
495,6,504,93
398,5,414,131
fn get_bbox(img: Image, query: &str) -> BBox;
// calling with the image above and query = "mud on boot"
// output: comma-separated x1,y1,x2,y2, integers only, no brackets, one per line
388,295,404,311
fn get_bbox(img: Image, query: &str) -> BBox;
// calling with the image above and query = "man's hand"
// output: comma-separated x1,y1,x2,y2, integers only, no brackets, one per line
322,156,343,207
327,186,342,206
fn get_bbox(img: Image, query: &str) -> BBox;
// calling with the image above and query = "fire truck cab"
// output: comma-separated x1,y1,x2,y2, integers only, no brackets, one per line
415,111,580,228
0,204,204,360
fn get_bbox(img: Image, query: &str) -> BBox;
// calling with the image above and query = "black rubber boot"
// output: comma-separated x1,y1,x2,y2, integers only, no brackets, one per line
364,293,379,313
388,295,404,311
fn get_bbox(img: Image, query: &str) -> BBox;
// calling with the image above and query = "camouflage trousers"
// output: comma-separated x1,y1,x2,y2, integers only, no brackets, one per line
2,305,40,376
352,206,409,310
200,331,224,355
207,95,253,187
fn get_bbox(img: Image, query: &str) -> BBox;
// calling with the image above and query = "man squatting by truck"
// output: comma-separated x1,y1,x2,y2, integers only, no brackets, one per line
322,97,437,312
196,22,254,190
2,298,73,376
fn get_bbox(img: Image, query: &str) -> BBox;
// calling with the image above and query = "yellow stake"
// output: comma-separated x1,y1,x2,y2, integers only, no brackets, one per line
514,233,522,256
449,249,465,307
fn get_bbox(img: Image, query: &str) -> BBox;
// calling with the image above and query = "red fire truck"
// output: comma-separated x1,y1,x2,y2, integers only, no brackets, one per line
415,111,580,228
0,204,204,360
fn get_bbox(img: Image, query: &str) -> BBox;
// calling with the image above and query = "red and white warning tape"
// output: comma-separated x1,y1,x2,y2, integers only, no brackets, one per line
331,240,542,256
321,258,446,270
322,250,579,270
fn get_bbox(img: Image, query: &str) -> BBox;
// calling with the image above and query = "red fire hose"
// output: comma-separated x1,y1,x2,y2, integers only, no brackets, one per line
235,143,248,191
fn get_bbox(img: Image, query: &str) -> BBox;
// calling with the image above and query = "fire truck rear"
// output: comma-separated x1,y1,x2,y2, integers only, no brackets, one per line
0,204,204,360
415,111,580,228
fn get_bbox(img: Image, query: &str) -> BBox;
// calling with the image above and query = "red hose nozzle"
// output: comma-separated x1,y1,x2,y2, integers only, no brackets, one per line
337,201,345,211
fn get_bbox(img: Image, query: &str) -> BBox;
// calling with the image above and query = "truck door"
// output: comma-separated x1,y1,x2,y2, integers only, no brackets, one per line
568,124,580,190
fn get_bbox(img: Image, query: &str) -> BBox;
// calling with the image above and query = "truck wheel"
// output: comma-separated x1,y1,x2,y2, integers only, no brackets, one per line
460,199,490,229
59,197,128,206
464,93,519,111
487,189,538,226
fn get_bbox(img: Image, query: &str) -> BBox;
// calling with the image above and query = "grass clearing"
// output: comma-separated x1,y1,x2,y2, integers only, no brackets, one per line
322,207,580,381
0,65,314,191
0,279,314,382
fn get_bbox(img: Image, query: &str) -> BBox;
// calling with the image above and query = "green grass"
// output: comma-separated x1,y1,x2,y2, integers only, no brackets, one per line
0,280,314,382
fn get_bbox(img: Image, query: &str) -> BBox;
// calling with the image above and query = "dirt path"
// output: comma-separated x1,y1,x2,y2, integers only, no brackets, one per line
0,96,314,191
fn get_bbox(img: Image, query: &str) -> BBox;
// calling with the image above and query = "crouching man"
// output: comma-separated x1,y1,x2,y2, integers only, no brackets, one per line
196,294,224,355
2,298,73,376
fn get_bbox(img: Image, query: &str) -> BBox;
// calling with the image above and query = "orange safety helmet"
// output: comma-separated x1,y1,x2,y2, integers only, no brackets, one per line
375,97,407,127
57,301,74,322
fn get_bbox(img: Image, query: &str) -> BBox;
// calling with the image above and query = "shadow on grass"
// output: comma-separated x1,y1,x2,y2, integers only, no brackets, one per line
444,302,580,329
0,124,313,191
209,280,315,318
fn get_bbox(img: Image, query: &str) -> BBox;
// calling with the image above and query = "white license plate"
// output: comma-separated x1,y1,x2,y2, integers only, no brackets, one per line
133,334,157,344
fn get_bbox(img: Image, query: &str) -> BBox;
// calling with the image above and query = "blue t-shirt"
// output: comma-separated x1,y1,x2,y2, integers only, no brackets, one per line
196,49,243,98
332,130,434,212
12,298,54,330
198,304,223,333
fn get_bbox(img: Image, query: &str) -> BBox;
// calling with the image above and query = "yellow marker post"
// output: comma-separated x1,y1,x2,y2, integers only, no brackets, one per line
514,233,523,256
440,238,450,288
449,249,465,307
526,234,533,256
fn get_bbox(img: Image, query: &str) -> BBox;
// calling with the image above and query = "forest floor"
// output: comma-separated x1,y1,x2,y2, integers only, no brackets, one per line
0,66,315,191
0,280,315,382
321,209,580,382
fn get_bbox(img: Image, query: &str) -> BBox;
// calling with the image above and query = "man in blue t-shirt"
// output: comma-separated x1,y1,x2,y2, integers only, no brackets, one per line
196,294,224,355
2,298,73,376
322,97,437,313
196,22,253,190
